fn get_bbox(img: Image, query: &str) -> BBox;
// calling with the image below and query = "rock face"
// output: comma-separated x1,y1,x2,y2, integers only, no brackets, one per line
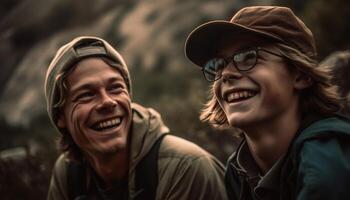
0,0,245,126
1,1,349,198
1,0,264,167
2,0,350,127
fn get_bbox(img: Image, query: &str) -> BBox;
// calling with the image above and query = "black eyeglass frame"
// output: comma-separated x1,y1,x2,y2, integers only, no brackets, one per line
201,47,285,82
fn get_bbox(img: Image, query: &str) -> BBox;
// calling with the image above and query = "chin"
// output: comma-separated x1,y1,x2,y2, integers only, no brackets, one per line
227,114,254,129
96,138,128,154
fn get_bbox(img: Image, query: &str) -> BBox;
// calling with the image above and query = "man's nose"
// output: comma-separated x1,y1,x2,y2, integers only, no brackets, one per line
96,91,117,112
221,62,243,83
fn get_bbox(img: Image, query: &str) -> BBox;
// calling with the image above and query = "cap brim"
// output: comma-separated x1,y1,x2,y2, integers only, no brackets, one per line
185,20,283,67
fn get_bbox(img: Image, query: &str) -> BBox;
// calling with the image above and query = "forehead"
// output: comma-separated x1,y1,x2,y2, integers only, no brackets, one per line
66,57,125,87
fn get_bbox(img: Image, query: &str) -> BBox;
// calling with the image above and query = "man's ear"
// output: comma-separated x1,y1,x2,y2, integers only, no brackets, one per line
57,114,66,129
294,70,313,90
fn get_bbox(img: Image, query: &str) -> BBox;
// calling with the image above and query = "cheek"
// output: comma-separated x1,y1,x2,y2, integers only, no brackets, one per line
69,103,83,123
67,104,93,148
260,75,294,106
67,103,90,134
68,104,79,122
119,94,132,114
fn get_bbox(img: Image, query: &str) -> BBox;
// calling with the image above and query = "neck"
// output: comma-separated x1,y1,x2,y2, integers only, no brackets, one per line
86,148,129,187
241,103,300,174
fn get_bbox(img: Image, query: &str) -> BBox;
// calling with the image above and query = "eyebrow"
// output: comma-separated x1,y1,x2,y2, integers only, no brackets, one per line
107,76,125,85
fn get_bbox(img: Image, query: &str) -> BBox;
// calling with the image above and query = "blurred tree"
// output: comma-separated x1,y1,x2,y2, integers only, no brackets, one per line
283,0,350,58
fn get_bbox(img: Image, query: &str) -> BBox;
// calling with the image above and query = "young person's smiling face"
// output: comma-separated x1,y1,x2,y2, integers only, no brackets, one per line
213,35,300,129
58,57,132,157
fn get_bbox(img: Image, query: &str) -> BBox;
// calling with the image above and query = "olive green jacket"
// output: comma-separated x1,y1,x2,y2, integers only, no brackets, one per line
47,103,228,200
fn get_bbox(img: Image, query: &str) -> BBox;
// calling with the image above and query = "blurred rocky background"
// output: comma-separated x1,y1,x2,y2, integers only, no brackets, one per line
0,0,350,199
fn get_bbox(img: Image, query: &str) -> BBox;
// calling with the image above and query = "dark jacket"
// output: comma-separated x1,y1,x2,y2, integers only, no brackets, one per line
225,116,350,200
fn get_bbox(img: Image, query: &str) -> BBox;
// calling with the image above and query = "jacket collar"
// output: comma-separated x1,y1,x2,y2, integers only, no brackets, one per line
229,139,283,194
128,103,169,173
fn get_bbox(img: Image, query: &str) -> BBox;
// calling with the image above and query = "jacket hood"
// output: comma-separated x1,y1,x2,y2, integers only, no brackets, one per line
129,103,169,172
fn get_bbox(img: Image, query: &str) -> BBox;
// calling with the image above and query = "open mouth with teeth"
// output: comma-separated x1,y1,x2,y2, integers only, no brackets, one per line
225,90,258,103
92,117,122,131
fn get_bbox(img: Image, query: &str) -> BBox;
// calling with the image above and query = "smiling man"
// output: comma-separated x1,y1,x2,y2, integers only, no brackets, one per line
45,36,228,200
185,6,350,200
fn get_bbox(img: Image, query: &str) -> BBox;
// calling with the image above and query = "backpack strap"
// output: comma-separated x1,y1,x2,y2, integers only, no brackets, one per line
134,134,167,200
67,161,87,200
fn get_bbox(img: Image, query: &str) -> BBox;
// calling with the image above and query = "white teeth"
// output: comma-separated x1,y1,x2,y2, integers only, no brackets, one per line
97,118,121,129
226,90,256,102
227,93,233,102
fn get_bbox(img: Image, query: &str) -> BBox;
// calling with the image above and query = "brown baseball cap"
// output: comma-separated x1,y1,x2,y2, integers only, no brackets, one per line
185,6,316,67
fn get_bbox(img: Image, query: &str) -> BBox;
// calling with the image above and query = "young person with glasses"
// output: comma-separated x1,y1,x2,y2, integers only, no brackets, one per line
185,6,350,200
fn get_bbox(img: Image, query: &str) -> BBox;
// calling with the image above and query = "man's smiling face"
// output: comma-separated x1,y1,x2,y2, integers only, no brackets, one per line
57,57,132,157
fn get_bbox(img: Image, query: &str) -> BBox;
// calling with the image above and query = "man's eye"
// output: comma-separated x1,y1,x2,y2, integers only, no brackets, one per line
75,92,94,101
109,84,124,93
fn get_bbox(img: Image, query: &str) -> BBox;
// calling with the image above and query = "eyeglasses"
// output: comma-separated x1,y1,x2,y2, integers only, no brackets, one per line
202,47,284,82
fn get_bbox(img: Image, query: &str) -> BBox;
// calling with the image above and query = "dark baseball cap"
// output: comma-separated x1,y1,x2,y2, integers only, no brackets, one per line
185,6,316,67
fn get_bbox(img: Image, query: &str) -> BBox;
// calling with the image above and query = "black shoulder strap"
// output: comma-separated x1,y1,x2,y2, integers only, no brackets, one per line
134,134,167,200
67,161,87,200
